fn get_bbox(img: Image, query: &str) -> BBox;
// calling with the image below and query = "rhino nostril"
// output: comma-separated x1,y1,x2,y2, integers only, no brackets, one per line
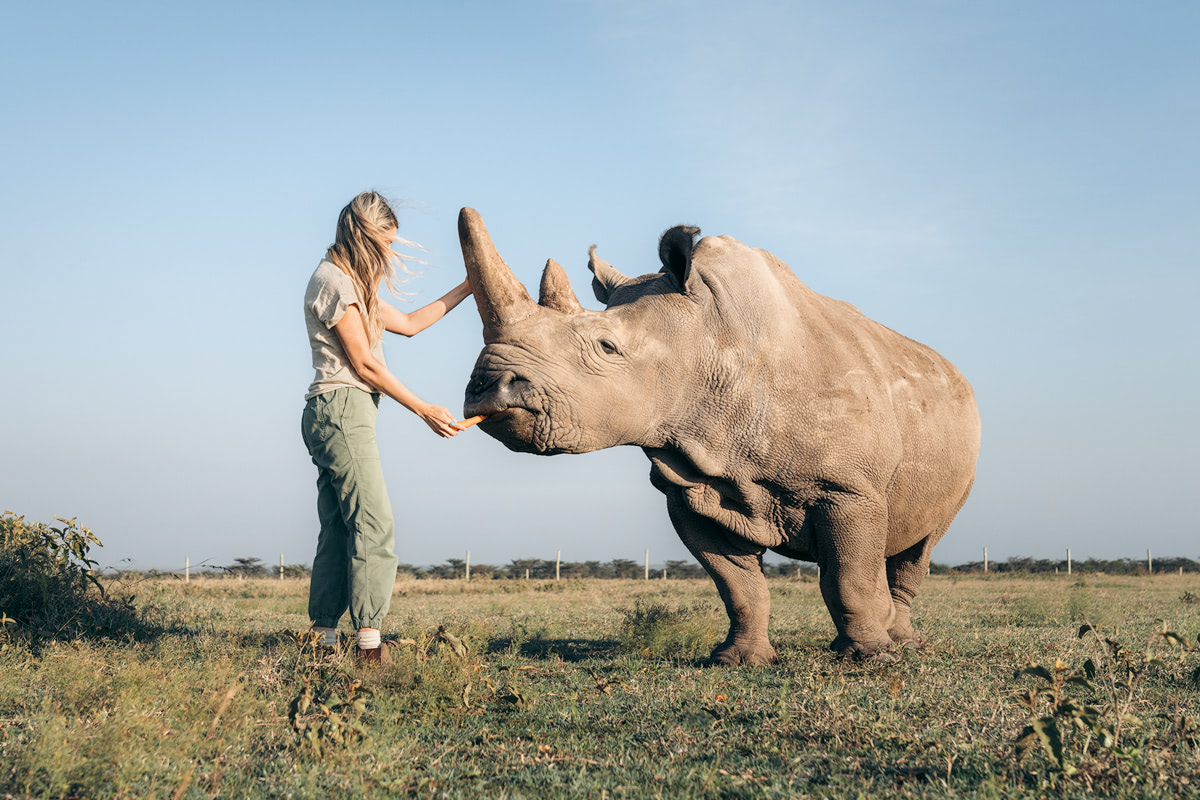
466,370,529,403
496,372,531,398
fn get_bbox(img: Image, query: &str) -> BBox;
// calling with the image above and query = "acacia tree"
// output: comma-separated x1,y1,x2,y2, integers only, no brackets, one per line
226,557,266,578
664,559,706,579
608,558,640,578
425,560,463,579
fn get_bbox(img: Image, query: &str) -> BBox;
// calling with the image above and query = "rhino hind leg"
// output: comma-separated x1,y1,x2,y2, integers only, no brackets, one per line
666,494,778,666
885,528,947,647
816,496,898,660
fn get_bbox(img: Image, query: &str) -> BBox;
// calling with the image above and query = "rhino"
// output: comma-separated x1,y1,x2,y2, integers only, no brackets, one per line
458,207,980,664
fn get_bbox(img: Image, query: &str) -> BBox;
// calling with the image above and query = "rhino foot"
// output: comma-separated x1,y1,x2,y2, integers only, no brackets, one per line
707,641,778,667
887,626,926,648
830,634,898,662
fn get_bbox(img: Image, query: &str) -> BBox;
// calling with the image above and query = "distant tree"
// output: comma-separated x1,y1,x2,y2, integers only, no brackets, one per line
558,561,597,579
425,560,462,580
226,557,266,577
275,563,311,578
664,559,706,579
588,560,614,579
504,558,553,579
765,560,810,578
468,562,498,579
396,563,424,579
608,558,640,578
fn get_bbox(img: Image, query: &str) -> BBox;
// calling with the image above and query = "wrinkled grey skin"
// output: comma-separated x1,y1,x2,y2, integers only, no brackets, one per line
459,208,980,665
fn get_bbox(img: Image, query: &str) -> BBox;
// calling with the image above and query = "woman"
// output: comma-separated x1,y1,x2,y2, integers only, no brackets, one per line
301,190,471,663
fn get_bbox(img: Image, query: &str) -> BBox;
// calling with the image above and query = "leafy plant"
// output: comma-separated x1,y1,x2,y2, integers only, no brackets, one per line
1013,621,1196,780
285,631,371,757
287,675,371,756
618,601,722,660
0,511,141,643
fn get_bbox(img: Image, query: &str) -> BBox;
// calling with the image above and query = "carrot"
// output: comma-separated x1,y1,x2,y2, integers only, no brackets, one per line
453,415,487,431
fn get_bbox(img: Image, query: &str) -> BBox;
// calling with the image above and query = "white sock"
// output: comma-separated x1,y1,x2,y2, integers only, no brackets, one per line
357,629,381,650
312,626,338,647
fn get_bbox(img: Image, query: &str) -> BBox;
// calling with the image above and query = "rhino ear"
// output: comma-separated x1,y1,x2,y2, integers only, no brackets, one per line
588,245,629,306
659,225,701,293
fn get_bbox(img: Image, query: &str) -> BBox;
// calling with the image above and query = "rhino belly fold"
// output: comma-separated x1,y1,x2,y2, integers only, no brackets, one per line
647,453,803,550
769,505,819,561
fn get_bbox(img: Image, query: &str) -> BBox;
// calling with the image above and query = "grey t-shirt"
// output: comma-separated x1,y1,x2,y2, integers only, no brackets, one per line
304,260,386,400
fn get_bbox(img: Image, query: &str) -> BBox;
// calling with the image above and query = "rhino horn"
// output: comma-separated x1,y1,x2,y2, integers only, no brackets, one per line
538,258,584,315
458,208,538,341
587,245,630,305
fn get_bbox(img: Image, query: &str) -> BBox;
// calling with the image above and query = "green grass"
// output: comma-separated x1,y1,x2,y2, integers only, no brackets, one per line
2,574,1199,798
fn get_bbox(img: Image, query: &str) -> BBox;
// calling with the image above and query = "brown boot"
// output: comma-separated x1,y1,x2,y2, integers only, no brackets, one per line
356,641,394,667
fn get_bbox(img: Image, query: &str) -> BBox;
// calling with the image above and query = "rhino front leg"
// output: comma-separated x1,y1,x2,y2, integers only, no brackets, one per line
666,493,777,666
817,495,897,660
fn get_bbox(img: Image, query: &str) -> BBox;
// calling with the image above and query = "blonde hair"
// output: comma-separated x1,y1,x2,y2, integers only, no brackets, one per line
325,190,421,346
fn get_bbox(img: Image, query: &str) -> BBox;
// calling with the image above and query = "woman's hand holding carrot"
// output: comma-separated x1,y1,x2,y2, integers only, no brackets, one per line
419,403,461,437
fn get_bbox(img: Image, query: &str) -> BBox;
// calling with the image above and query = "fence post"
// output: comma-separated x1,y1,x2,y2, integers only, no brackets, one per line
983,547,988,574
556,550,561,582
466,550,471,581
185,556,190,584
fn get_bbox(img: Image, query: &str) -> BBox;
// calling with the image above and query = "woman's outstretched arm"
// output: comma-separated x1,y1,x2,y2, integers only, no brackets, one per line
333,303,461,437
380,280,472,337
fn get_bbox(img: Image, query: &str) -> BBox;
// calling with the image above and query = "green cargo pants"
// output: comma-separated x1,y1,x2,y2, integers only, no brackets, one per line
301,387,397,630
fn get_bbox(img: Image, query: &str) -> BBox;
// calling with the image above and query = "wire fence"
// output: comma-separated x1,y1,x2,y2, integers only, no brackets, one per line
112,548,1200,582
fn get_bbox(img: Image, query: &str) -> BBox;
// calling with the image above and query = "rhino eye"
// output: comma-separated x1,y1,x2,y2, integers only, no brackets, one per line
598,338,621,356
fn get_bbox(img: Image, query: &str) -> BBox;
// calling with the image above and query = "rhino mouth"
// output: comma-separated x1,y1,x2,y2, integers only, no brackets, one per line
475,409,534,448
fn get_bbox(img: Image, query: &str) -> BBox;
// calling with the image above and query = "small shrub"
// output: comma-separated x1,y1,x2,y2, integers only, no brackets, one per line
1011,620,1196,786
618,601,722,660
0,512,142,643
366,626,494,716
285,632,371,756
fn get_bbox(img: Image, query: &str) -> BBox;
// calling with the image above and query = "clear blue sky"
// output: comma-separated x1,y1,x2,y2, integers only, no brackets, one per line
3,2,1197,572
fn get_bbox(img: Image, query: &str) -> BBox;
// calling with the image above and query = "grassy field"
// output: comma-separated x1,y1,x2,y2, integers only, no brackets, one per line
2,573,1199,799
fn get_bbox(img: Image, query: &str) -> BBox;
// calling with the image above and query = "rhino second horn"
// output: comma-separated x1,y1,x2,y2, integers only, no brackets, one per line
538,258,584,315
458,207,537,340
